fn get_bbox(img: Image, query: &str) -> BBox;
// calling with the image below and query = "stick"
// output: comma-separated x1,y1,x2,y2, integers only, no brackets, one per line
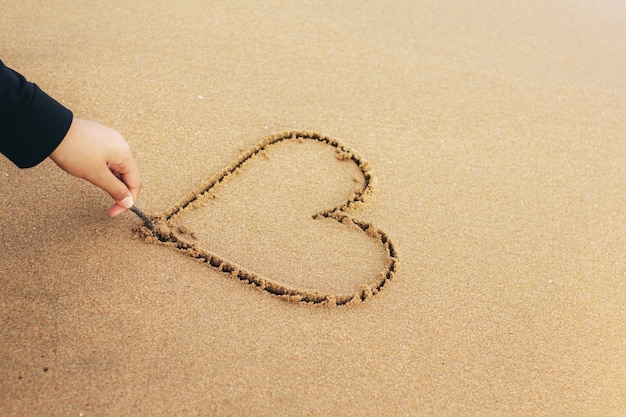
130,205,154,231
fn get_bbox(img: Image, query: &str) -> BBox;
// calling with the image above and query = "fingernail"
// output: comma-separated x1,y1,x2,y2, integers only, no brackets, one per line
120,196,134,209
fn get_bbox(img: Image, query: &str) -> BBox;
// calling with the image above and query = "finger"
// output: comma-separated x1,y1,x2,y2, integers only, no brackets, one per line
109,202,127,218
116,159,142,202
92,168,134,211
106,159,141,218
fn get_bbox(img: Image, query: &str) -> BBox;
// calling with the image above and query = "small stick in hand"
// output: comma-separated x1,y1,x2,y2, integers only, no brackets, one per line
130,205,154,231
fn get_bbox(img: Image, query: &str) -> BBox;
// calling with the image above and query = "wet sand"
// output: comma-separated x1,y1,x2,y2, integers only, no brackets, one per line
1,1,625,415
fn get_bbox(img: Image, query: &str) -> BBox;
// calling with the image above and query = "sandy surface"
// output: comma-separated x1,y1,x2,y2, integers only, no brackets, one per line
1,1,625,415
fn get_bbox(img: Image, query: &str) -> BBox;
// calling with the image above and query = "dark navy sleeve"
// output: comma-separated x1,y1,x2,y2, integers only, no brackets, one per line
0,59,73,168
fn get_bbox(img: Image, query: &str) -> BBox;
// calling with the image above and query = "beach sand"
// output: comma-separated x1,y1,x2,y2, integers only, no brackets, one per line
1,1,625,415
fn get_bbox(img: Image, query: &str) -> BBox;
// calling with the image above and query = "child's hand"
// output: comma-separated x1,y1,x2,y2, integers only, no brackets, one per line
50,118,142,217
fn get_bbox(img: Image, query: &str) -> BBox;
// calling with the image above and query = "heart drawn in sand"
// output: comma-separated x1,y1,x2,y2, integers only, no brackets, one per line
136,132,398,306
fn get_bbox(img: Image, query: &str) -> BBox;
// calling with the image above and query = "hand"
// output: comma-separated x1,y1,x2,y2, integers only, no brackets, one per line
50,118,142,217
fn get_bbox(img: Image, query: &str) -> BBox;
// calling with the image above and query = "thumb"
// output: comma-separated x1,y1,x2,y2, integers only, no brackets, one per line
97,170,134,210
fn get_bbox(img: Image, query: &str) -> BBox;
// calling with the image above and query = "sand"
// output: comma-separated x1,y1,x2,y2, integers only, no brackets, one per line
1,0,625,416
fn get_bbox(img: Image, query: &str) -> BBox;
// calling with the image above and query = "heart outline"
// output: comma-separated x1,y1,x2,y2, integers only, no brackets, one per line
138,131,399,306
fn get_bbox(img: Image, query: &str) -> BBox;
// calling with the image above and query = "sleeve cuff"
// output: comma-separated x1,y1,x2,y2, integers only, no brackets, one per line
7,85,74,168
